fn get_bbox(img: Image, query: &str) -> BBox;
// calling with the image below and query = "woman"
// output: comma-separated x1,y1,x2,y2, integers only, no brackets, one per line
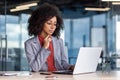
25,3,74,72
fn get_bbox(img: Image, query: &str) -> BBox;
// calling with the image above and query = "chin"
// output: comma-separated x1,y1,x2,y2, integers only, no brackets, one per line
48,32,53,35
49,34,53,36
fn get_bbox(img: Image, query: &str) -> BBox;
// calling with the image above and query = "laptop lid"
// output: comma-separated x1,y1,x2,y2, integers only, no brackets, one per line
73,47,102,74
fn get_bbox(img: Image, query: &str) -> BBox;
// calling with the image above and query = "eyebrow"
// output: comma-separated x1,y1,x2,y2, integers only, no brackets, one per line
47,20,57,23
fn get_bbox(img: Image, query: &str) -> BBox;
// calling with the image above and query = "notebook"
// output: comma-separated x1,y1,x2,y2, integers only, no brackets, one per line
53,47,102,75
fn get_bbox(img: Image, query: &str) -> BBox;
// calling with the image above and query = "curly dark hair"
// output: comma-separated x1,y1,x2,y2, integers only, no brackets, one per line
28,3,64,38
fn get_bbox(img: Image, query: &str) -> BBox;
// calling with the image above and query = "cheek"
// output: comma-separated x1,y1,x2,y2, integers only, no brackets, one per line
54,26,57,29
43,26,48,32
43,25,49,30
54,27,56,29
53,27,56,32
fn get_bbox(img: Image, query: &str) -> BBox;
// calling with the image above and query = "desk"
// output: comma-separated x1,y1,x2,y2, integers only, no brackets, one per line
0,71,120,80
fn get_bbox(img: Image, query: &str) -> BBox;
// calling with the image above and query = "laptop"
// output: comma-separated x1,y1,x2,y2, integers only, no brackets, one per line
53,47,102,75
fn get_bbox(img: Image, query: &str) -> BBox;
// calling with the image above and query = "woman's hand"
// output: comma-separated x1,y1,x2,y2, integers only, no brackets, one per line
43,35,51,49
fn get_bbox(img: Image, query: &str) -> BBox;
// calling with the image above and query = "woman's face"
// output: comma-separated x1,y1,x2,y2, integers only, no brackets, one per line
41,16,57,37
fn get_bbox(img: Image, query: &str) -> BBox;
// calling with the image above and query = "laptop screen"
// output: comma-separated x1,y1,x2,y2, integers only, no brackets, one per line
73,47,102,74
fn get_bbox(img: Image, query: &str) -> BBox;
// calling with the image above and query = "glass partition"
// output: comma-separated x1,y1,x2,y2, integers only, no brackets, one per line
0,14,30,71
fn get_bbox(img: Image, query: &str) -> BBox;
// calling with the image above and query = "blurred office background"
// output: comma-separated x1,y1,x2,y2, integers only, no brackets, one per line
0,0,120,71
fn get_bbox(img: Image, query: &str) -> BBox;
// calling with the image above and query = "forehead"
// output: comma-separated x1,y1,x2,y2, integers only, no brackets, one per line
47,16,57,22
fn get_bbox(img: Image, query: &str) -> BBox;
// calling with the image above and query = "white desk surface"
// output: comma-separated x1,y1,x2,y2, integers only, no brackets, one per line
0,71,120,80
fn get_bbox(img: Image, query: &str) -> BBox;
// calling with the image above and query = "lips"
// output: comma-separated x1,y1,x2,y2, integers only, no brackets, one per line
49,30,54,33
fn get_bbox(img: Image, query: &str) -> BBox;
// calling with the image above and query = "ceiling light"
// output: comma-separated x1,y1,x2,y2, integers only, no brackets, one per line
112,2,120,5
87,0,110,11
16,2,37,8
10,1,38,12
10,7,29,12
102,0,120,1
85,7,110,11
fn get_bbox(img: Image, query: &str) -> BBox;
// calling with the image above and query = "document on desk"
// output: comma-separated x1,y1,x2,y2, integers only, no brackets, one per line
0,71,31,76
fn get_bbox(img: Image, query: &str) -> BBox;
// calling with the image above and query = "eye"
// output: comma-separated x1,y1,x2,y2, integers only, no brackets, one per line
47,22,52,25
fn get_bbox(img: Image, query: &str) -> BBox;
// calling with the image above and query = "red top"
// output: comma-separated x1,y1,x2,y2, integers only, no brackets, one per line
38,35,56,71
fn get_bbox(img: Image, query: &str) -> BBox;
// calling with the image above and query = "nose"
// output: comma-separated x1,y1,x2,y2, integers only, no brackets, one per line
50,24,55,29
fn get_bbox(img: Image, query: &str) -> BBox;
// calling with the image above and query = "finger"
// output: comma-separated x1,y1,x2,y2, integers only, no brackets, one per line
48,38,52,42
45,35,50,39
44,35,50,41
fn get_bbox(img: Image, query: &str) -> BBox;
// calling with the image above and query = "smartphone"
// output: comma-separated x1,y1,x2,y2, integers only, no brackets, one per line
40,72,52,75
